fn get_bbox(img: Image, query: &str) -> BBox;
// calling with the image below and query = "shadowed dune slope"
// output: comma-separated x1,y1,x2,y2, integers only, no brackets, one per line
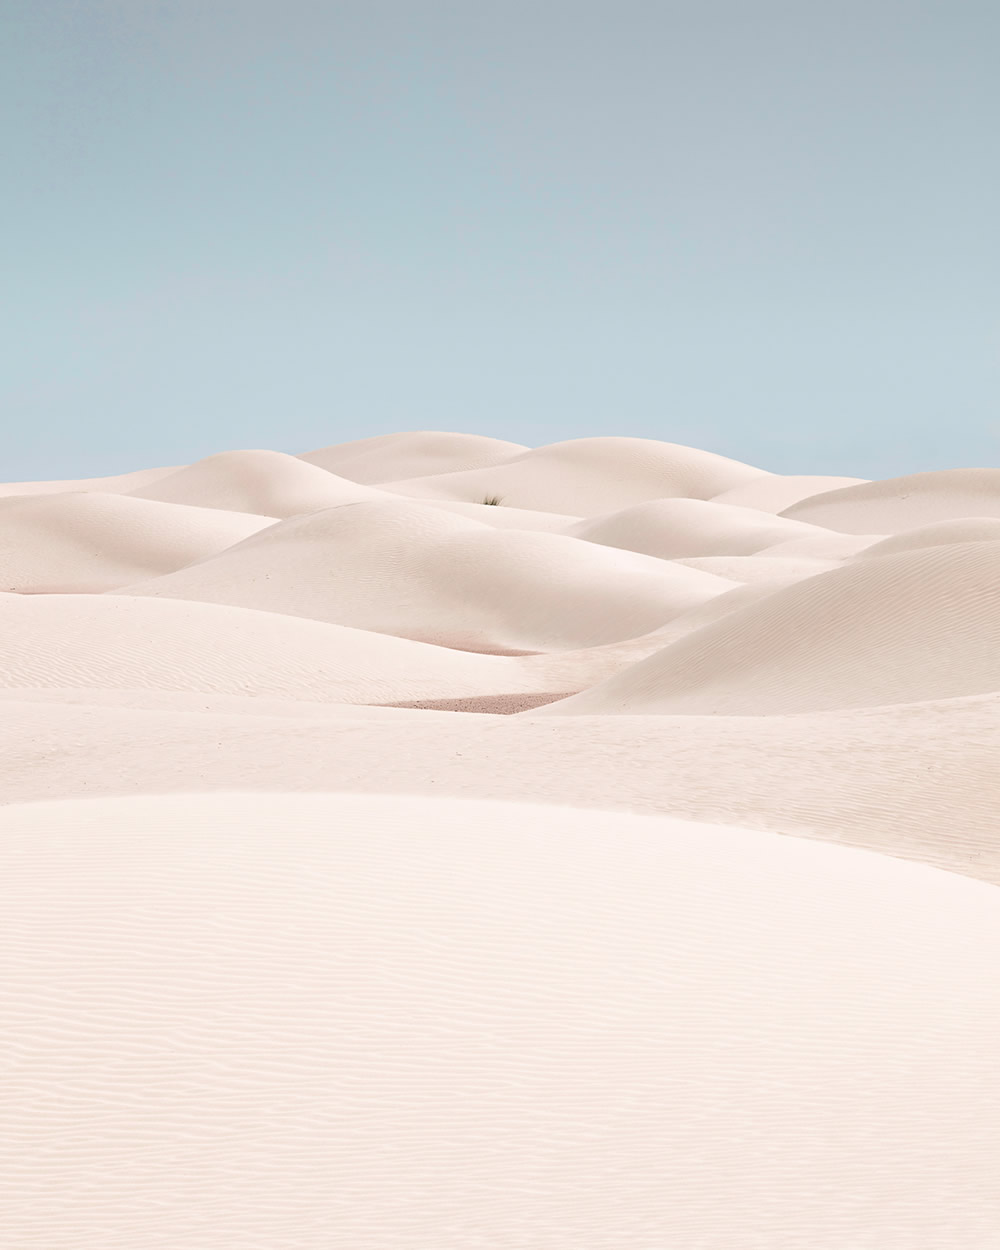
4,792,1000,1249
128,450,391,517
0,492,272,593
299,430,528,482
536,540,1000,715
569,497,821,558
783,468,1000,533
383,437,765,515
115,500,734,651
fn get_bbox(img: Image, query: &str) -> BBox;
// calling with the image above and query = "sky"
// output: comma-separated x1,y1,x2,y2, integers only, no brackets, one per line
3,0,998,482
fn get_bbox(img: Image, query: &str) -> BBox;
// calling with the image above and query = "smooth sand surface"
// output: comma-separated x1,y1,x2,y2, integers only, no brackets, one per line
0,492,272,592
538,540,1000,715
711,472,868,512
299,429,529,481
568,495,822,557
383,435,767,514
128,449,393,516
115,500,736,650
0,464,181,498
857,515,1000,558
4,792,1000,1249
2,430,998,1248
783,467,1000,532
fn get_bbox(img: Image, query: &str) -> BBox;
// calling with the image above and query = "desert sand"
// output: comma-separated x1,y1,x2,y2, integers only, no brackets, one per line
3,430,999,1248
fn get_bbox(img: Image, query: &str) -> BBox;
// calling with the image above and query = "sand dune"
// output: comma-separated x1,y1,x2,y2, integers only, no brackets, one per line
568,496,821,558
128,449,390,516
4,428,998,1248
419,498,582,532
858,515,1000,558
711,472,868,512
115,500,734,651
0,591,549,704
0,491,272,593
783,467,1000,532
383,436,766,514
0,464,179,498
538,540,1000,715
299,429,528,482
671,553,837,583
4,792,999,1249
761,531,883,559
2,691,997,883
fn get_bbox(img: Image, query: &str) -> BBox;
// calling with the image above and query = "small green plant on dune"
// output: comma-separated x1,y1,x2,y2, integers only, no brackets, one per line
481,494,504,506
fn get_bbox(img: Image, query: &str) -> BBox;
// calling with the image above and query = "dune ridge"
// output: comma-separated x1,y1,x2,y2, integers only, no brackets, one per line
783,467,1000,532
0,491,272,592
382,436,767,514
113,499,735,651
536,540,1000,716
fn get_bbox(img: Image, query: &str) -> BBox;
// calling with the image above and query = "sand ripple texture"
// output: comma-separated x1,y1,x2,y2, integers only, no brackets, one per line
2,430,1000,1248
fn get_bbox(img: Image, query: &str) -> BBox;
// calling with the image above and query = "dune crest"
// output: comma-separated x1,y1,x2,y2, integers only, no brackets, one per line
783,467,1000,532
0,492,272,592
536,540,1000,715
299,430,528,482
383,436,766,514
128,449,390,517
115,499,734,651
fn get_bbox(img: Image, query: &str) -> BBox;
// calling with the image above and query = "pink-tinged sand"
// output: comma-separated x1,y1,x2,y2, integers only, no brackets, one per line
2,429,999,1248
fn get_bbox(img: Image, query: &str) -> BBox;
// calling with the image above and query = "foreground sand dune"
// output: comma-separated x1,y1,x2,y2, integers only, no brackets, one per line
4,792,999,1249
3,429,998,1248
2,689,998,882
115,500,735,650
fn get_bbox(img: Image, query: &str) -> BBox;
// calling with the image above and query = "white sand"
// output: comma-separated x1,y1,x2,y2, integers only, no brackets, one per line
2,431,998,1248
568,495,823,556
298,429,529,481
0,492,272,592
783,467,1000,532
383,435,766,513
114,500,736,651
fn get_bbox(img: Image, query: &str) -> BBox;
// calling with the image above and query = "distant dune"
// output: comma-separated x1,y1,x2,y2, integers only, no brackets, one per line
3,429,998,1249
782,467,1000,532
115,499,735,651
382,436,766,514
299,429,529,482
0,491,272,592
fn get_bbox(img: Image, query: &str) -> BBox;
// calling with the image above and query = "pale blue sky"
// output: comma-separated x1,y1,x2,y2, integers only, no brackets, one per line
3,0,998,481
